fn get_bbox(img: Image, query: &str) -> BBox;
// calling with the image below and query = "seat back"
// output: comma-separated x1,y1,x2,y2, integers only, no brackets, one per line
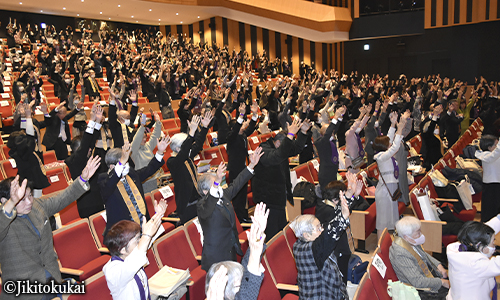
248,135,261,151
43,150,58,164
260,133,273,143
283,223,298,254
152,185,177,217
367,249,393,300
67,272,112,300
307,158,320,182
144,248,160,278
58,201,82,226
264,232,297,286
219,144,228,162
353,273,379,300
52,219,101,270
89,211,107,248
202,147,224,166
153,226,199,271
1,146,10,160
183,217,203,257
1,159,17,178
292,163,314,183
257,266,283,300
43,167,70,195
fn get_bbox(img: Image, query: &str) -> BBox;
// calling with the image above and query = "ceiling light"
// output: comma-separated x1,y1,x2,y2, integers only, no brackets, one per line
176,13,179,15
136,21,138,23
100,12,102,14
40,10,43,12
63,7,66,10
81,0,84,2
118,4,120,7
109,18,111,20
77,14,79,16
158,19,161,21
19,2,22,4
180,21,183,24
149,9,152,11
198,16,200,18
131,16,134,18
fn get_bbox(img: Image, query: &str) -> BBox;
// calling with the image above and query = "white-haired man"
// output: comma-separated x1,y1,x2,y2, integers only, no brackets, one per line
167,111,213,224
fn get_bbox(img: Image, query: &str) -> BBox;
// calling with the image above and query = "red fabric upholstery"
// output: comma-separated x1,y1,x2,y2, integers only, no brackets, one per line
1,160,17,178
368,262,392,300
293,164,314,183
248,134,261,151
1,146,9,160
202,147,224,166
167,127,181,136
42,167,69,195
144,194,175,235
410,192,424,220
366,163,379,179
257,268,284,300
265,234,297,286
284,225,298,254
442,235,458,247
53,219,107,281
144,248,160,278
184,220,203,257
377,235,399,282
454,205,476,222
219,145,228,162
154,228,206,300
89,212,106,248
59,201,82,226
67,272,112,300
364,203,377,239
354,274,379,300
152,185,177,218
260,133,273,143
43,150,58,164
307,159,320,182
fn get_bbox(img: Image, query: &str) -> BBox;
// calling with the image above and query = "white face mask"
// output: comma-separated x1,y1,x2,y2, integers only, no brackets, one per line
122,162,130,177
123,119,131,126
434,129,439,135
18,86,24,92
484,246,495,258
65,79,71,84
410,234,426,246
355,127,362,134
374,121,379,128
91,74,95,78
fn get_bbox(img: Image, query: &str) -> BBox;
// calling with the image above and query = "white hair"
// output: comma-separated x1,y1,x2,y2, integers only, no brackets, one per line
170,133,188,154
290,215,316,242
395,216,421,238
205,261,244,300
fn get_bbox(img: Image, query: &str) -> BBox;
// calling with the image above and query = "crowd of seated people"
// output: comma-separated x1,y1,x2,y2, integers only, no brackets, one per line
1,18,500,300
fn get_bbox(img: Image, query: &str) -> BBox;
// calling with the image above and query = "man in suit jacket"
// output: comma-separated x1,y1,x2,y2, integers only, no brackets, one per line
197,148,262,271
98,137,169,236
226,102,258,222
315,107,344,189
252,118,310,242
108,91,139,149
440,99,464,148
422,105,445,170
83,70,102,99
389,216,450,298
42,101,82,160
0,157,99,300
65,105,104,218
167,112,213,225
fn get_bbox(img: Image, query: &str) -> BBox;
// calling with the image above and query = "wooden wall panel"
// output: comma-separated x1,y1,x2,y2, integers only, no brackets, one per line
192,22,200,45
269,29,276,60
215,17,223,47
244,23,252,56
303,39,310,66
292,36,299,75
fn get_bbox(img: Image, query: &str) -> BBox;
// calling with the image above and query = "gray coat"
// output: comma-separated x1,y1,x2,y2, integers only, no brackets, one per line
389,242,443,292
0,179,89,300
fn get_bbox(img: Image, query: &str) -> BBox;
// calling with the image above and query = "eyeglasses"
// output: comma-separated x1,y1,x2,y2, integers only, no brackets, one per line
313,223,323,233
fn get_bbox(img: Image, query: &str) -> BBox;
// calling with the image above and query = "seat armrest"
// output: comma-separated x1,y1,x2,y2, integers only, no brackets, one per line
162,217,181,222
436,198,459,202
60,267,84,276
276,283,299,292
98,247,110,254
240,223,252,228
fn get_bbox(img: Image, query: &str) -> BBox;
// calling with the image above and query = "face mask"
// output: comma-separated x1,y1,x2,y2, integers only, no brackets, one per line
434,129,439,135
18,86,24,92
411,234,426,246
91,74,95,78
482,246,496,258
355,127,362,134
124,119,130,126
122,163,130,177
65,79,71,84
374,121,379,128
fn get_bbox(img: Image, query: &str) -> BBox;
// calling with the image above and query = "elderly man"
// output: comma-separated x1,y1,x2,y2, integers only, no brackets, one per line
108,89,139,148
98,137,170,236
167,111,213,224
290,190,350,300
252,117,310,241
0,156,100,300
389,216,450,299
42,100,83,160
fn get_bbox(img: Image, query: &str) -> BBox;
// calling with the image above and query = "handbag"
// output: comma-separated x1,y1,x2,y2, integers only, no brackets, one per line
377,165,402,201
450,176,473,210
455,156,482,175
414,188,439,221
387,280,422,300
429,169,448,187
351,155,366,169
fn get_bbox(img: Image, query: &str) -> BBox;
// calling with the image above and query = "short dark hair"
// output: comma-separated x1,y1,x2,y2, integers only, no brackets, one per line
479,135,498,151
322,181,347,201
71,136,82,153
372,136,390,152
274,130,288,143
103,220,141,257
457,221,494,252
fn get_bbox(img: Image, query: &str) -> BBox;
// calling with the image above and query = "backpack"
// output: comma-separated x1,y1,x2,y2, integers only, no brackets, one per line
292,181,319,209
347,254,368,284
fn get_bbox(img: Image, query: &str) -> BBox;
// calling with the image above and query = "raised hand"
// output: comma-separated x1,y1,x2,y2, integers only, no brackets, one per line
95,105,104,123
201,110,214,128
81,155,101,181
153,199,167,216
188,114,201,136
389,111,398,125
300,118,312,134
120,142,132,165
248,147,264,169
40,101,48,115
339,190,350,220
287,117,303,136
10,175,28,206
215,162,226,183
156,136,171,154
56,101,67,111
334,105,346,119
251,101,259,115
206,266,228,300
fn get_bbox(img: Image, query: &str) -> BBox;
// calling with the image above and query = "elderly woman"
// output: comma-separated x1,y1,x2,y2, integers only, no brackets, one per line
204,203,269,300
290,190,350,300
130,110,166,193
103,200,166,300
166,112,212,224
372,110,409,239
389,216,449,300
446,214,500,300
197,147,263,272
